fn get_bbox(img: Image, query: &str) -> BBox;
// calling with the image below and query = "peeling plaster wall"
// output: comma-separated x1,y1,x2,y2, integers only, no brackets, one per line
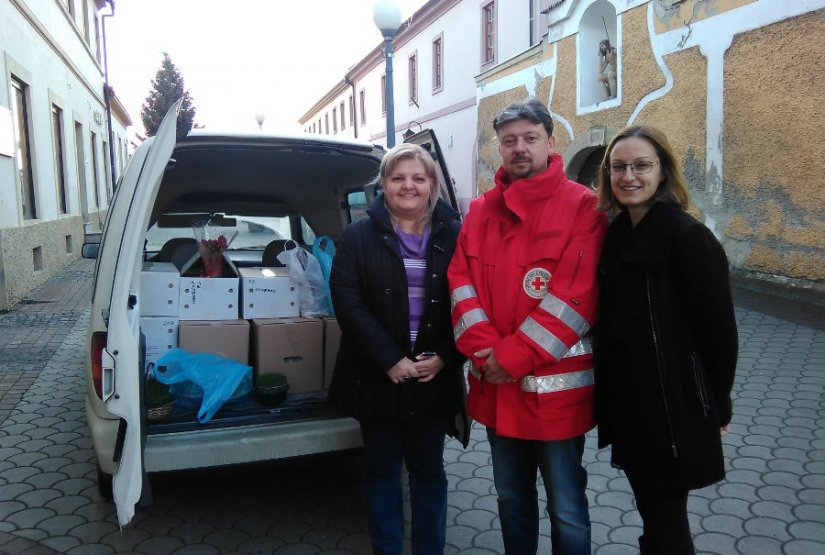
653,0,757,34
722,9,825,280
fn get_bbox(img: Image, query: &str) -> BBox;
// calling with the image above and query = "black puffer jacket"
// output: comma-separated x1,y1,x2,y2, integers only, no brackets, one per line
594,201,738,490
329,195,466,437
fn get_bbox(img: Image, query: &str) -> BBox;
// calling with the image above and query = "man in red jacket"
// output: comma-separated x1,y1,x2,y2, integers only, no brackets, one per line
448,98,606,554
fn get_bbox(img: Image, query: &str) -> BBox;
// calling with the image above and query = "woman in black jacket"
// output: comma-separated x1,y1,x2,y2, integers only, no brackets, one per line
329,143,465,555
594,126,738,554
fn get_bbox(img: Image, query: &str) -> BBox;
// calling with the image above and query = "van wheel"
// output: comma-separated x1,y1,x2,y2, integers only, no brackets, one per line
97,466,113,500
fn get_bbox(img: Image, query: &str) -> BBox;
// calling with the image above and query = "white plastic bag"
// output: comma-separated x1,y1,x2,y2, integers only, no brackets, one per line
278,244,330,317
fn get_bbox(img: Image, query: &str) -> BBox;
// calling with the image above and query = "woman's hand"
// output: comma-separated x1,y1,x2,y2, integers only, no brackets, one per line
720,424,730,437
387,357,419,384
413,353,444,383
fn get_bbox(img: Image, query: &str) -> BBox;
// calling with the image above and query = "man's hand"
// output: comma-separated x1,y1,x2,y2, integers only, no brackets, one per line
474,347,516,385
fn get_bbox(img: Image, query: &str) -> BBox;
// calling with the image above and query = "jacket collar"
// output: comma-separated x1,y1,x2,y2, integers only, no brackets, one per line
366,194,460,234
615,201,683,270
489,153,566,222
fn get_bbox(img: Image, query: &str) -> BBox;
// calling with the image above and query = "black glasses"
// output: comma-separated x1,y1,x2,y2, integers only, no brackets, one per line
607,160,660,176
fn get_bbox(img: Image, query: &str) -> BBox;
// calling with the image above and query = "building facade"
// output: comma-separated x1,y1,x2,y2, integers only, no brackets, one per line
477,0,825,290
299,0,546,213
1,0,130,310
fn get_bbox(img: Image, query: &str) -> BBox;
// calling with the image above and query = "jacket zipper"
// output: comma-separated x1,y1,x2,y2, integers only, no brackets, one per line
567,249,584,289
646,274,679,458
691,354,710,417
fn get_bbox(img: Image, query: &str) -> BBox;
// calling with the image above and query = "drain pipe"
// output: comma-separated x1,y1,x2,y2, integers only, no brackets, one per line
100,0,117,191
345,75,358,139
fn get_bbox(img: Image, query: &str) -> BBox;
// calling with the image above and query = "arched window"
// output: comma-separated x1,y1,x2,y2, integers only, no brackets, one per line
578,0,619,108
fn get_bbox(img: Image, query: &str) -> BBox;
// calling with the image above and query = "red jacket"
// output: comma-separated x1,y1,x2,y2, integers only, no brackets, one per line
448,154,607,440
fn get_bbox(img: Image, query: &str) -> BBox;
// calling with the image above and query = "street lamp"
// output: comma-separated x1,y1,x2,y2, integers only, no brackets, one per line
254,112,265,131
373,0,402,148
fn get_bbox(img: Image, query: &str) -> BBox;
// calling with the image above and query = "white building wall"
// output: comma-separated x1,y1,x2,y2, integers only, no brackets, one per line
0,0,129,309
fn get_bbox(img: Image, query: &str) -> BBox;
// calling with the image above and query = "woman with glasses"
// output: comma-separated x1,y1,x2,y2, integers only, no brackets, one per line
593,125,739,554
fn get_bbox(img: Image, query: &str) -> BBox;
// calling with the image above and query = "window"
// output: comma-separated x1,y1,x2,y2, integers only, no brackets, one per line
90,131,100,209
318,118,322,133
408,52,418,104
324,113,329,134
332,107,338,133
94,15,102,63
82,0,90,45
51,104,68,214
340,101,346,129
11,76,37,219
349,95,355,125
432,35,444,93
481,1,497,66
102,139,112,201
381,75,387,116
67,0,75,17
359,89,366,125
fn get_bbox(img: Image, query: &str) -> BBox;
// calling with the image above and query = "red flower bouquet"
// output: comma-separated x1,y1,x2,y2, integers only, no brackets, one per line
193,219,235,277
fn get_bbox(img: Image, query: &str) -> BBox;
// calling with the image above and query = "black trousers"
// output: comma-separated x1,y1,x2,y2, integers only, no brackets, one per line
624,465,696,555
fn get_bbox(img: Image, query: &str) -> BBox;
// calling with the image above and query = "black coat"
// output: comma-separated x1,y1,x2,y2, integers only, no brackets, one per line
328,195,467,443
594,201,738,490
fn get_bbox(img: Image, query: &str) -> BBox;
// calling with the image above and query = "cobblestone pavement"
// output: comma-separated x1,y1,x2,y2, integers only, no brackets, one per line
0,258,823,554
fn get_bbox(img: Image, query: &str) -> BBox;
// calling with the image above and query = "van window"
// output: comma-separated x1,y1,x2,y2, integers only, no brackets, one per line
347,191,369,222
145,215,291,255
299,217,316,245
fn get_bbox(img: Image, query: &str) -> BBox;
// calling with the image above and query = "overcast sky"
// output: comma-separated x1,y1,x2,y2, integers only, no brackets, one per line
106,0,428,135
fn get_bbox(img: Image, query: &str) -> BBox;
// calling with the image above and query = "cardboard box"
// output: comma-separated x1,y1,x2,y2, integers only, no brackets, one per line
323,317,341,390
178,319,250,364
141,316,179,371
252,318,323,393
239,267,299,319
178,253,239,320
140,262,180,316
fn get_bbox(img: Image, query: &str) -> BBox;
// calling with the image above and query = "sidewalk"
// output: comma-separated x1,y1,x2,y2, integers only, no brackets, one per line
0,258,823,554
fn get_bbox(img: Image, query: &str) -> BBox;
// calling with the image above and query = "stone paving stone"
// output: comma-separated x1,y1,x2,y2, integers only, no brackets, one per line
15,489,62,508
736,535,784,555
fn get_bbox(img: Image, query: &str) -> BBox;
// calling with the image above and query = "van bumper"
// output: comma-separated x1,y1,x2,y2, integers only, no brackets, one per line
144,417,363,472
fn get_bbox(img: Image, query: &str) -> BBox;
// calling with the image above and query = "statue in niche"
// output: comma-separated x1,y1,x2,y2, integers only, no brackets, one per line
598,39,617,99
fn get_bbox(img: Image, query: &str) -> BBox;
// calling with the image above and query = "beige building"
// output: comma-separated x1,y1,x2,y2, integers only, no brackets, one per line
476,0,824,290
1,0,131,310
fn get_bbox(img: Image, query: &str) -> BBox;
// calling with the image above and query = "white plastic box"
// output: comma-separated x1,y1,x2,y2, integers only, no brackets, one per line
140,262,180,316
140,316,179,372
239,267,300,319
178,253,240,320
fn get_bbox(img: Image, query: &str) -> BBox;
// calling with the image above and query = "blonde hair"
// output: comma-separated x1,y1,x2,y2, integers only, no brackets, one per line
380,143,440,225
597,125,691,214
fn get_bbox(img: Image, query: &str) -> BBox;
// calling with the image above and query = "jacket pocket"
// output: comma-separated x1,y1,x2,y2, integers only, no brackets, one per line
691,353,710,418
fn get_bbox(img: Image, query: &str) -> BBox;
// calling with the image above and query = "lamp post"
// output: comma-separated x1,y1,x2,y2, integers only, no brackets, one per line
373,0,402,148
254,112,265,131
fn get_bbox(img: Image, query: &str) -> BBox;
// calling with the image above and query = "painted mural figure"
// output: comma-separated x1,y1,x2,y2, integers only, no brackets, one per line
594,126,739,554
598,39,617,99
449,98,607,554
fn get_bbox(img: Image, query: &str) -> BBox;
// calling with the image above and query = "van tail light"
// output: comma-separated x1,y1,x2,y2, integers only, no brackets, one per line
91,332,107,399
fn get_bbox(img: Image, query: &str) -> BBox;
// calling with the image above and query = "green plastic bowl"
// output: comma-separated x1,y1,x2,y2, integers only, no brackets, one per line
255,383,289,406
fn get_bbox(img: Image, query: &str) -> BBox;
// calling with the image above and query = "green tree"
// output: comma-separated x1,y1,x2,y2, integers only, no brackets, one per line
140,52,196,139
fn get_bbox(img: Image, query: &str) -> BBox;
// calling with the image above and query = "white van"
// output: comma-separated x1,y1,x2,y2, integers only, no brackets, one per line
84,103,459,525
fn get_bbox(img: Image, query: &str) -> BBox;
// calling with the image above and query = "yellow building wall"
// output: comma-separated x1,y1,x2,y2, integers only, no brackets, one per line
723,9,825,280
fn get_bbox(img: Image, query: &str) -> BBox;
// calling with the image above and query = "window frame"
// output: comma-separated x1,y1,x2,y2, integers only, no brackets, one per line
340,101,346,130
359,89,366,125
481,0,497,68
332,107,338,134
408,51,418,105
10,76,38,220
432,33,444,94
51,104,68,215
348,95,355,125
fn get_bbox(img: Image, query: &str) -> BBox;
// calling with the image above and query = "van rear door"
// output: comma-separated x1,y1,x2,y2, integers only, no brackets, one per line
102,101,181,526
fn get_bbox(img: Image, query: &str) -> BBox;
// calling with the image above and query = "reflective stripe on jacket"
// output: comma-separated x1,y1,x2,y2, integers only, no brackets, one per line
447,153,607,440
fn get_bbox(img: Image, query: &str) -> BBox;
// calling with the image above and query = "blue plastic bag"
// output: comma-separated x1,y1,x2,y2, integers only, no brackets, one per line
153,348,252,423
312,236,336,316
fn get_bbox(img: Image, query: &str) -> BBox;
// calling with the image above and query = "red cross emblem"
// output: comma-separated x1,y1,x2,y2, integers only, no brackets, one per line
523,268,551,299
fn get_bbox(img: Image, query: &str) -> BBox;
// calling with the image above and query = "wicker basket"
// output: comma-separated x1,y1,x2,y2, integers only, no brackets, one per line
146,400,174,422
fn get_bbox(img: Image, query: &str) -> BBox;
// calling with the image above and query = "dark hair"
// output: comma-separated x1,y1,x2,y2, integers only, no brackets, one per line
493,98,554,138
596,125,691,213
